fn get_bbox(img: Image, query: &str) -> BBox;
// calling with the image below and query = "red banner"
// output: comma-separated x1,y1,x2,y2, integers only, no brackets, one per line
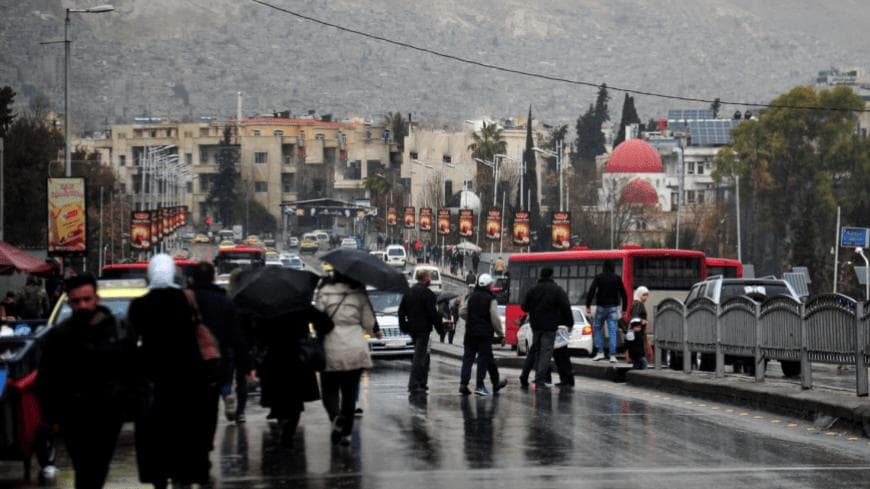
551,211,571,250
151,209,161,246
437,209,451,236
485,209,501,241
131,211,151,250
459,209,474,238
419,208,432,232
404,206,416,229
513,211,530,246
387,207,397,227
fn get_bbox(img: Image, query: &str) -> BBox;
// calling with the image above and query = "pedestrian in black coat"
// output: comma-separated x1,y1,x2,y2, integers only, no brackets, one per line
472,252,480,273
36,273,135,489
398,270,443,392
128,254,214,489
519,268,573,388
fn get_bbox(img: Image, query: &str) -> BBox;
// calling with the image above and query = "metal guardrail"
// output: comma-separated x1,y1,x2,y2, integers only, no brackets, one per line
653,293,870,397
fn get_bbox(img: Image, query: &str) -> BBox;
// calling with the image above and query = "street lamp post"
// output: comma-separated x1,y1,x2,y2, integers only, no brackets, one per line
62,5,115,177
857,247,869,302
532,144,564,211
672,146,685,249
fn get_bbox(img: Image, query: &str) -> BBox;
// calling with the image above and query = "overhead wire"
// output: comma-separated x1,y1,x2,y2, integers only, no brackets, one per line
249,0,869,113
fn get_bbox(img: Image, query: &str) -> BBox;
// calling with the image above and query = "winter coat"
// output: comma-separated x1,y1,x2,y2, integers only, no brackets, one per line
398,282,442,336
190,283,251,378
460,287,504,338
315,281,376,372
585,272,628,311
36,305,135,427
521,278,573,332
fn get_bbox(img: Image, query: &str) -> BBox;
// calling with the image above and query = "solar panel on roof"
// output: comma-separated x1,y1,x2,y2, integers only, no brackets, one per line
667,109,714,121
687,120,738,146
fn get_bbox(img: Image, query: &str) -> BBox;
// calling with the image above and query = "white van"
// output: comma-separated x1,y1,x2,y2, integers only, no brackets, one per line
410,265,442,293
385,245,407,268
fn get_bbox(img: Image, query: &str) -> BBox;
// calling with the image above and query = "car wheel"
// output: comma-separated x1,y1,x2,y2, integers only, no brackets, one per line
780,360,801,378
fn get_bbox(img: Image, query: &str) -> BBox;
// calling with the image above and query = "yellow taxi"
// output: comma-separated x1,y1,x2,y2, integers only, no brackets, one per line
47,279,149,328
192,234,210,244
244,235,262,246
218,240,236,249
299,238,319,254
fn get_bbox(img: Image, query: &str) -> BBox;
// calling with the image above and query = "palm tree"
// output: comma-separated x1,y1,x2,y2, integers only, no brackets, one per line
468,122,507,162
384,112,408,152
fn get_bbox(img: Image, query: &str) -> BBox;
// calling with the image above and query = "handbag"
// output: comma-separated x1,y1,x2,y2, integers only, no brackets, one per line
183,289,221,361
298,332,326,372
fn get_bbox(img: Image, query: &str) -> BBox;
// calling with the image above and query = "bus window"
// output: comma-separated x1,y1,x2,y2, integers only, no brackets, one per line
633,256,702,290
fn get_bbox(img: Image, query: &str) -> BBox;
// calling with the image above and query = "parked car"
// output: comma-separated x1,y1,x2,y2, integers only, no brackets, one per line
218,240,236,249
678,276,802,376
299,235,319,254
280,254,305,270
49,279,148,328
313,231,331,250
370,250,387,262
385,245,407,268
287,237,299,248
192,234,210,244
366,287,414,358
408,265,442,293
515,306,593,356
340,238,359,250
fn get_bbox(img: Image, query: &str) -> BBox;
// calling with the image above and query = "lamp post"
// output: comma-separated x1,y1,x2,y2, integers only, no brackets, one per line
532,143,564,211
857,247,869,302
62,4,115,177
671,146,685,249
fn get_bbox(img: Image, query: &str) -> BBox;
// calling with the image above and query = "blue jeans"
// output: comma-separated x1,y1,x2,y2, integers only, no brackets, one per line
593,305,620,355
460,335,493,389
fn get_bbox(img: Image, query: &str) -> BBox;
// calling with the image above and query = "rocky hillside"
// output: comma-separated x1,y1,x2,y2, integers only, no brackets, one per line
2,0,868,130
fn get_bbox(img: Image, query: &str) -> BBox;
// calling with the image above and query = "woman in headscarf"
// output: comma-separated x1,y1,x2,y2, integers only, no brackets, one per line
127,254,215,489
629,285,651,361
314,271,376,447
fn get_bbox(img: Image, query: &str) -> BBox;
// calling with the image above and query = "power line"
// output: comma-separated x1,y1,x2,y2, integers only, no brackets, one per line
249,0,869,114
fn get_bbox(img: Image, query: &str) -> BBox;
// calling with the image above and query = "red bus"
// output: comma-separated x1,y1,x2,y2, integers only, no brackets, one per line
101,259,198,281
705,257,743,278
505,248,707,346
214,246,266,276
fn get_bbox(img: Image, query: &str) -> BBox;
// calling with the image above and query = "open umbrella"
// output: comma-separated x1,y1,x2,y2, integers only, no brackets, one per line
0,242,52,276
454,240,481,253
320,249,409,293
232,266,320,319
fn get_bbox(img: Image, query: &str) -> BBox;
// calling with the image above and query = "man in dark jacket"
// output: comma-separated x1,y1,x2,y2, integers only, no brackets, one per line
458,274,506,396
585,260,628,363
398,269,443,393
36,273,135,489
189,262,251,428
520,267,573,389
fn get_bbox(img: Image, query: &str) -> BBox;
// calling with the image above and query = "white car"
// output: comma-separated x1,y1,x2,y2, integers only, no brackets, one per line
516,306,593,356
340,238,359,250
370,250,388,262
385,245,407,268
280,254,305,270
366,288,414,358
408,265,442,293
265,260,283,267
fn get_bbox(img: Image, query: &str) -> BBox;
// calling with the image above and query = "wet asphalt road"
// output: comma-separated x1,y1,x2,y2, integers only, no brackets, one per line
3,356,870,489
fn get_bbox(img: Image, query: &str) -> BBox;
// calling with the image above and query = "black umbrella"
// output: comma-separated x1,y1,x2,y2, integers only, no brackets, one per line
320,249,409,293
437,291,459,304
232,266,320,319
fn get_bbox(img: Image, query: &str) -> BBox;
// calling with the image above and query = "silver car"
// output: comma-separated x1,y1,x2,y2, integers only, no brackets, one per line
516,306,593,356
367,288,414,358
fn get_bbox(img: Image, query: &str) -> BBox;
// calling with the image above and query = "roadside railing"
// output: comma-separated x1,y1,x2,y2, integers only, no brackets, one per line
653,293,870,397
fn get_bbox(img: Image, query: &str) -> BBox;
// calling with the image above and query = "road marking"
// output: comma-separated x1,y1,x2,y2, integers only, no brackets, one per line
711,406,720,411
787,423,798,428
848,437,859,441
753,416,764,420
807,428,817,432
698,403,707,407
685,401,694,405
725,409,734,413
826,432,838,437
739,412,749,416
770,420,781,424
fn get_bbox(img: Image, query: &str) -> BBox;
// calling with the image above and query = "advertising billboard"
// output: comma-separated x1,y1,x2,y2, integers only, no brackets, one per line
551,211,571,250
130,211,152,250
47,178,87,255
485,209,501,241
437,209,451,236
387,207,398,227
419,207,432,232
459,209,474,238
512,211,530,246
404,206,416,229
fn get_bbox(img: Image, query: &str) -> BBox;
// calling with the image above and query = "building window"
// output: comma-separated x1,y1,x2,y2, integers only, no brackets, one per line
445,180,453,199
185,153,192,166
410,151,418,160
166,129,173,138
133,129,143,138
345,160,362,180
697,190,706,204
119,183,127,194
199,127,209,137
686,161,695,175
199,175,210,193
116,132,126,139
697,161,705,175
199,147,209,164
118,155,126,167
186,181,193,193
253,130,261,136
273,130,284,137
671,192,679,211
686,190,696,204
443,155,452,164
315,133,325,141
184,131,193,138
254,152,268,164
255,181,268,193
282,173,295,193
150,130,157,138
282,144,296,164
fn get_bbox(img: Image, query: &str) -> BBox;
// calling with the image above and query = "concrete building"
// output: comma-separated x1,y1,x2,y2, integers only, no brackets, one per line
74,116,395,230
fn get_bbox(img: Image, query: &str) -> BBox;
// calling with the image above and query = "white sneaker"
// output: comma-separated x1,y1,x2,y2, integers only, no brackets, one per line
592,353,605,361
609,355,617,363
40,465,58,480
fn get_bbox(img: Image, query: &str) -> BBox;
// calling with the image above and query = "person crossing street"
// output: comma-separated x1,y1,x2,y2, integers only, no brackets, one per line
519,268,573,389
458,274,507,396
585,260,629,363
398,269,443,393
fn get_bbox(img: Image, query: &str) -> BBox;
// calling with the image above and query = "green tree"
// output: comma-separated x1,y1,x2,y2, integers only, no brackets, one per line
572,86,609,174
613,93,641,147
714,84,864,286
521,106,543,248
234,198,277,235
468,120,507,211
207,125,240,226
384,112,409,152
0,86,15,138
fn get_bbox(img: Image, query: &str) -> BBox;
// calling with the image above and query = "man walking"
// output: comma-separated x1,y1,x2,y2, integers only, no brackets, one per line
17,275,49,319
585,260,628,363
472,252,481,273
37,274,134,488
399,269,443,393
519,268,573,389
458,274,507,396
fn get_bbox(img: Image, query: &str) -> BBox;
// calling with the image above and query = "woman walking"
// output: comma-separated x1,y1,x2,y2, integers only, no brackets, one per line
315,272,377,446
629,286,651,361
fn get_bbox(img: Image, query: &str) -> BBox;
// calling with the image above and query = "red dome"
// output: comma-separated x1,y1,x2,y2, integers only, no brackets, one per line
606,139,663,173
621,178,659,206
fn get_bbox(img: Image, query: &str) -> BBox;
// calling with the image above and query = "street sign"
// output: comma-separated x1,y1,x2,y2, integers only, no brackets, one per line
841,227,869,248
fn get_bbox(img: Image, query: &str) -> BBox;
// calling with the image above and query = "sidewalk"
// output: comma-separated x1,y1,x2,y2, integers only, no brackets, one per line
430,339,870,436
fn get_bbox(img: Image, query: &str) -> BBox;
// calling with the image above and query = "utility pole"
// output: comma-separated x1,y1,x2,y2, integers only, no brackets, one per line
0,137,4,241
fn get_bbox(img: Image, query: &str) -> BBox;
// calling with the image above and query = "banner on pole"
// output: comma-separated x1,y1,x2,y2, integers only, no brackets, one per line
47,177,87,255
130,211,152,250
419,208,432,232
404,206,416,229
485,209,501,241
437,209,451,236
512,211,530,246
387,207,398,227
150,209,160,246
551,211,571,250
459,209,474,238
